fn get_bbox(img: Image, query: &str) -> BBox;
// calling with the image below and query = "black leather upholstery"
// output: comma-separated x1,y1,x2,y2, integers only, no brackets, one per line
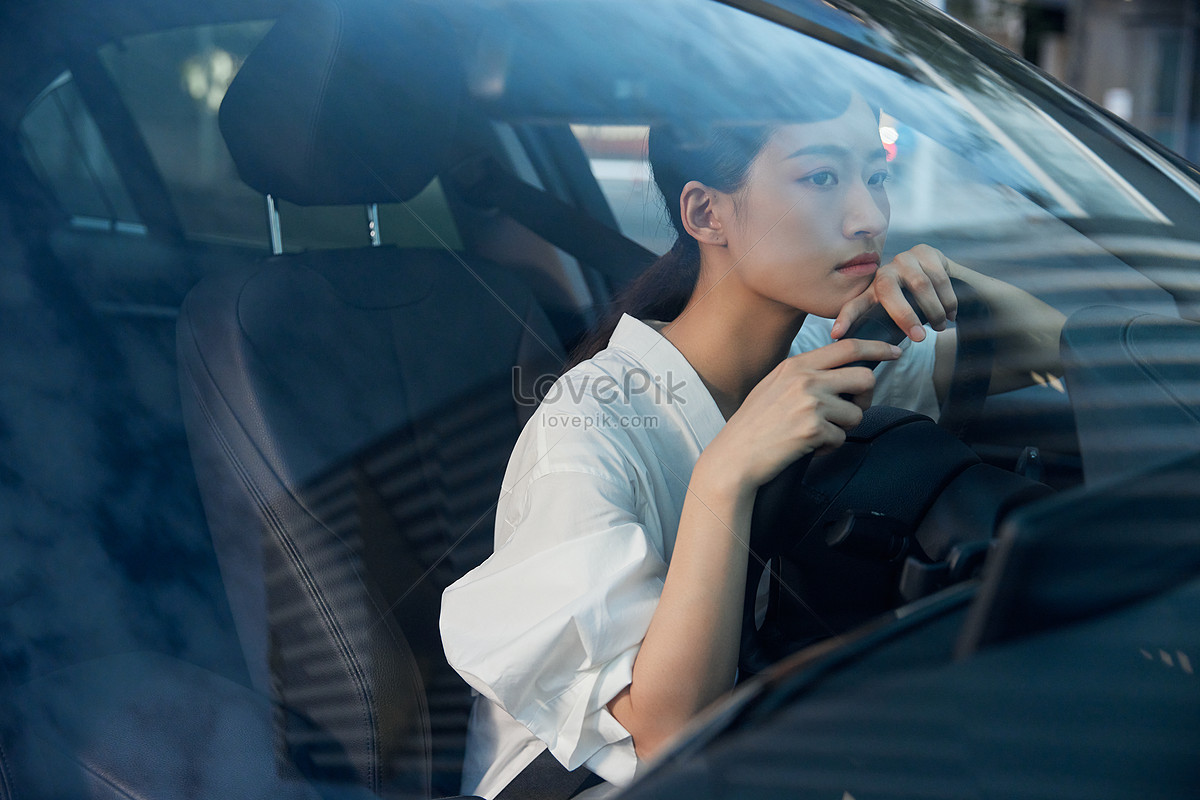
219,0,465,206
179,250,561,796
179,0,565,795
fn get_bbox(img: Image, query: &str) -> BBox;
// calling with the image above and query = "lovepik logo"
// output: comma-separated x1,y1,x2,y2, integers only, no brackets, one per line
512,366,686,408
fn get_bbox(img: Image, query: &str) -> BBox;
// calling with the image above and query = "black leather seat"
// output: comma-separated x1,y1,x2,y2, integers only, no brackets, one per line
177,1,564,796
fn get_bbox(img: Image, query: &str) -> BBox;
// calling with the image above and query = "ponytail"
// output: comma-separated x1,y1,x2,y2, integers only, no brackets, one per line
562,236,699,371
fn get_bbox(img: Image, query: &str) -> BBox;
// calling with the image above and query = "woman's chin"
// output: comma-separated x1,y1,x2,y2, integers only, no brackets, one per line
776,288,854,321
803,294,858,321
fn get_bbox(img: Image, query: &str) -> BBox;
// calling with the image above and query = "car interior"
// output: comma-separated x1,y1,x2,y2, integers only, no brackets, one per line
2,0,641,795
2,0,1200,797
179,1,585,793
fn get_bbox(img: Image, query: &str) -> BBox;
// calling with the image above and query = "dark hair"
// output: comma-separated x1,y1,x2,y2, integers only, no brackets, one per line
563,123,771,370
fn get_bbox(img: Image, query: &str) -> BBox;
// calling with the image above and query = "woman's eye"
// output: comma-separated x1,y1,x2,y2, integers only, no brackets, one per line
805,171,837,187
869,171,891,187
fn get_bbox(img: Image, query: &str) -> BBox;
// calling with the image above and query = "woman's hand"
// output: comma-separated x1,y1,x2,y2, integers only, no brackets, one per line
831,244,959,343
700,338,902,492
611,336,901,760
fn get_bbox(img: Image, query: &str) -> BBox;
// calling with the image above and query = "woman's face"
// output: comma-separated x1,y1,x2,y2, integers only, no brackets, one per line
721,95,891,319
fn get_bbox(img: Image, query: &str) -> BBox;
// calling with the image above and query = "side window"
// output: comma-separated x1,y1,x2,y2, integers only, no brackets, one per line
19,72,144,233
571,124,673,255
278,180,464,253
97,21,462,252
97,22,272,247
18,21,463,253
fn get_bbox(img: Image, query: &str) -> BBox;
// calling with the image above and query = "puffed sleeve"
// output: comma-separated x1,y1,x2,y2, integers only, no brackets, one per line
440,430,665,784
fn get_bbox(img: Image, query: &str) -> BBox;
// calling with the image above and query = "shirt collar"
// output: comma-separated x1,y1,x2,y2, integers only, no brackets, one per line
606,313,727,449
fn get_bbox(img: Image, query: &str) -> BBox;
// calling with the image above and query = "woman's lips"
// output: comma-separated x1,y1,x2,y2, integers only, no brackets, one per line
836,253,881,277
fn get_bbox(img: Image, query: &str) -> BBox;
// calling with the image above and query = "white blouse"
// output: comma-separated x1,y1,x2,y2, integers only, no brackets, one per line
440,313,938,798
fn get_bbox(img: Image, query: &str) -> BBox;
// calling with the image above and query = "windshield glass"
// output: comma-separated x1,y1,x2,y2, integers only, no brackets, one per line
5,0,1200,797
437,0,1196,235
439,0,1196,326
454,0,1200,496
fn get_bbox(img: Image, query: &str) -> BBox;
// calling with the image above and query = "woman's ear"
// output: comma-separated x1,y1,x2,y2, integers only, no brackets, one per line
680,180,727,247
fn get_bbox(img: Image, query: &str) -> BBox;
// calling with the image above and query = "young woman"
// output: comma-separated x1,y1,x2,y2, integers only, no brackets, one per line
440,93,1065,798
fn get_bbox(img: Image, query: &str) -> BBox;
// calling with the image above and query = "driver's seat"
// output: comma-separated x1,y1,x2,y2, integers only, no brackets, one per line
177,0,564,796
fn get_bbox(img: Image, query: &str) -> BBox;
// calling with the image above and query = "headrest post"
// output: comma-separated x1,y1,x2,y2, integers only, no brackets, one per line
367,203,381,247
266,194,283,255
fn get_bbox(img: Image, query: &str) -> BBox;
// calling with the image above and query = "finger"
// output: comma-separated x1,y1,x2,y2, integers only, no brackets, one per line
793,339,901,370
821,365,877,398
926,253,959,322
823,395,866,430
907,271,949,332
830,291,877,340
905,246,958,327
848,380,874,412
882,273,947,336
826,368,876,413
809,420,848,455
904,251,953,330
874,259,928,340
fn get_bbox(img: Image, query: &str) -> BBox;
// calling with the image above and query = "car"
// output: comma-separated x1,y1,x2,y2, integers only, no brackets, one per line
0,0,1197,798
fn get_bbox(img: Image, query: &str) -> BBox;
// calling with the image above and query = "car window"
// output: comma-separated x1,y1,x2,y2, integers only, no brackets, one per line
275,180,464,252
17,20,464,253
572,124,673,254
19,71,144,233
96,21,272,246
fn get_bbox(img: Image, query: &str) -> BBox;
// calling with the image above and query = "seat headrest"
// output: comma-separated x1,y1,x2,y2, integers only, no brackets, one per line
219,0,465,205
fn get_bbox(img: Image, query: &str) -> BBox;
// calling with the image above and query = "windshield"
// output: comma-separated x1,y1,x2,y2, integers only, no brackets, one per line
437,0,1196,233
5,0,1200,797
433,0,1195,330
441,0,1198,486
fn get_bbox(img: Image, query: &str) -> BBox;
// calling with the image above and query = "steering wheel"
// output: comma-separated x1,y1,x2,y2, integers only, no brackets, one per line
933,278,995,439
738,277,995,676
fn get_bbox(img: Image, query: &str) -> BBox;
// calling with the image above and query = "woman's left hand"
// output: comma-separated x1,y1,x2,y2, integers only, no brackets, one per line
831,244,959,343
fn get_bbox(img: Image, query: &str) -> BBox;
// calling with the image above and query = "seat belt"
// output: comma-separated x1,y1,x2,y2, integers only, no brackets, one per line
447,155,658,291
494,749,604,800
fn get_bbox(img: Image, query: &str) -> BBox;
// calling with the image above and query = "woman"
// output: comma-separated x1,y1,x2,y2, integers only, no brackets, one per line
440,93,1064,798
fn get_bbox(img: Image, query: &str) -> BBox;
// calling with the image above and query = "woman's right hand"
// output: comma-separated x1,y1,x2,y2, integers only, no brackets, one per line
613,340,899,760
700,338,902,491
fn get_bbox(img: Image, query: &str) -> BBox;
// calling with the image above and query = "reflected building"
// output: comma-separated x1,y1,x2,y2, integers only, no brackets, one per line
952,0,1200,163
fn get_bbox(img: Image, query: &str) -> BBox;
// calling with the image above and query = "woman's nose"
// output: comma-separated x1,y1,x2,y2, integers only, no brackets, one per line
843,181,888,239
